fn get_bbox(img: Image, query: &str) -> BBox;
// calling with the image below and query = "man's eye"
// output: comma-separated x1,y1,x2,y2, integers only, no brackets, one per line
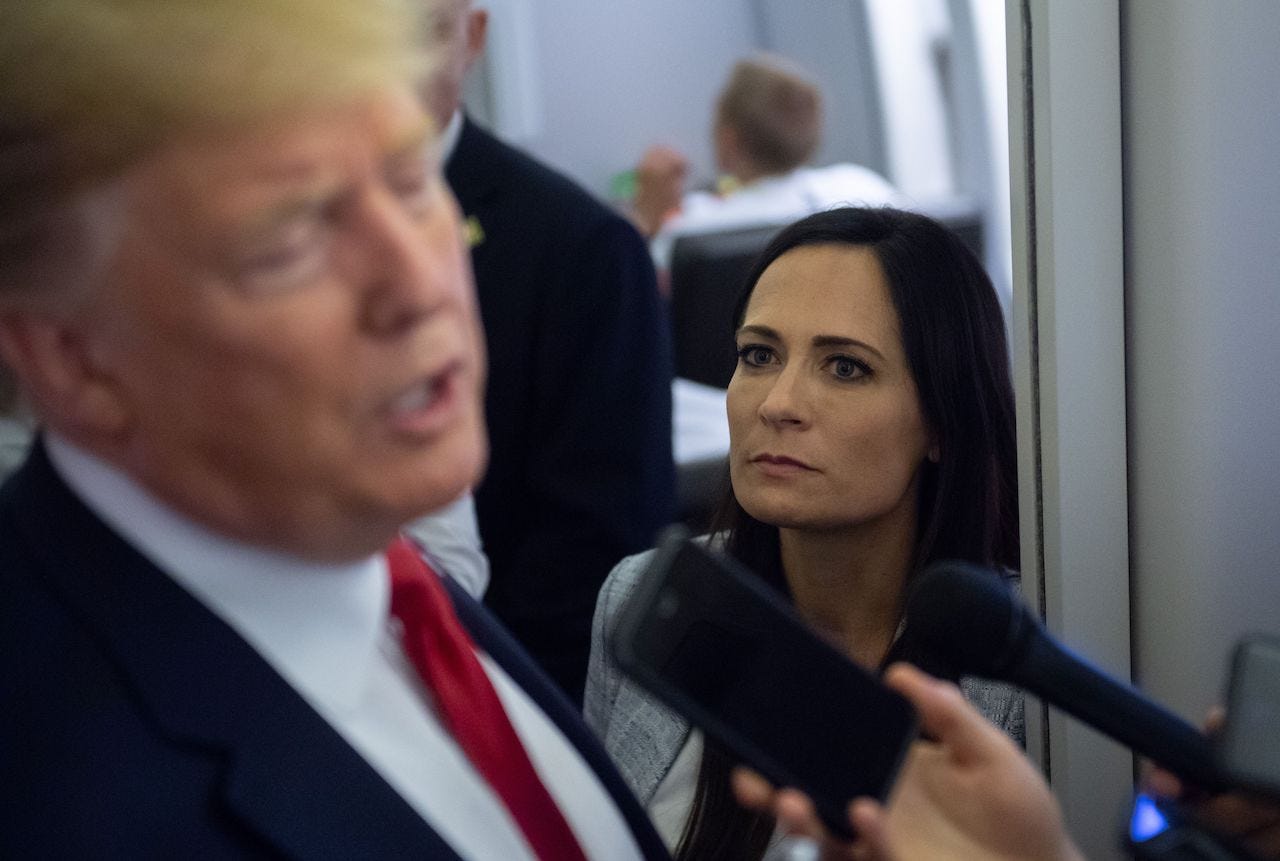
389,162,436,214
233,224,327,293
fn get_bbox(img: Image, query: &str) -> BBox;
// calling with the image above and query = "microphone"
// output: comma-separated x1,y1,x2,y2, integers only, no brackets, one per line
902,560,1223,790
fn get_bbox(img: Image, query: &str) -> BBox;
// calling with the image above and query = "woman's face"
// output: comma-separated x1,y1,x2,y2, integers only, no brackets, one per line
727,243,935,534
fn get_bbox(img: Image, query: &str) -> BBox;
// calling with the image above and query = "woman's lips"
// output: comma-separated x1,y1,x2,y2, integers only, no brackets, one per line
750,453,817,476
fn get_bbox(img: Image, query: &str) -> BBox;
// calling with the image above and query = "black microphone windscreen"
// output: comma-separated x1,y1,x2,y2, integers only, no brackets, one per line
904,561,1032,679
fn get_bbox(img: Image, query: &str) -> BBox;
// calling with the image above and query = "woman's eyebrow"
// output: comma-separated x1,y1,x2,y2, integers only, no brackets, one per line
736,324,780,341
811,334,885,360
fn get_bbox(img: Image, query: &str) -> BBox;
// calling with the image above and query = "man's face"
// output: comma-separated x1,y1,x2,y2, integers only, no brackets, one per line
74,87,488,560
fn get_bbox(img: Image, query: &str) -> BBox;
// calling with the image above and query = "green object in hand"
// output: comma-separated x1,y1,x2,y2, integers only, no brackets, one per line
610,169,637,202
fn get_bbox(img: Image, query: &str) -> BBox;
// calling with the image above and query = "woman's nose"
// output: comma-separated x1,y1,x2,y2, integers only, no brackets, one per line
757,369,809,428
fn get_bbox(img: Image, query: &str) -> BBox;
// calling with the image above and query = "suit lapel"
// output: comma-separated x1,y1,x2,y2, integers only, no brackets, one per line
445,578,673,861
8,443,460,859
445,115,501,215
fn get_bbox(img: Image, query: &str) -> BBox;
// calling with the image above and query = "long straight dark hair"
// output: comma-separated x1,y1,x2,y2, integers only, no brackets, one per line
674,207,1019,861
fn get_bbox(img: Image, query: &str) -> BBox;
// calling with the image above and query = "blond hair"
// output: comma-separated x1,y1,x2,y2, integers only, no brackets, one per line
716,54,822,175
0,0,435,296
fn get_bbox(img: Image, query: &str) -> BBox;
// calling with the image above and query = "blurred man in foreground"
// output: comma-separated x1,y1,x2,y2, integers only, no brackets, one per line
0,2,665,856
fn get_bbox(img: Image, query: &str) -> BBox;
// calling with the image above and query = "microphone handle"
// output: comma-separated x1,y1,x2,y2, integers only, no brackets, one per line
1015,634,1223,791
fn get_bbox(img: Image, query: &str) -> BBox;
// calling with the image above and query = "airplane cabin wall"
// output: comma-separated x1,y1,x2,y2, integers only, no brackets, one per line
1123,1,1280,720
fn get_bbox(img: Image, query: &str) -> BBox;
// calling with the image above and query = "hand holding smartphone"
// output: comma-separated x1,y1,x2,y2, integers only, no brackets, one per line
608,528,918,838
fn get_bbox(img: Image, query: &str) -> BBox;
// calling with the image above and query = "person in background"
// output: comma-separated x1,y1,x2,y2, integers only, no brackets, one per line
586,207,1022,860
0,1,668,856
425,0,677,705
632,55,902,271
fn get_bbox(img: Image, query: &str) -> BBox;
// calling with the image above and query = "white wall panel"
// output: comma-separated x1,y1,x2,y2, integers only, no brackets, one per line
1124,0,1280,722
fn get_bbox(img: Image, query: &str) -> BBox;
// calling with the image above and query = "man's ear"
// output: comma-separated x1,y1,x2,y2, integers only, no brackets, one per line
0,310,129,437
464,8,489,70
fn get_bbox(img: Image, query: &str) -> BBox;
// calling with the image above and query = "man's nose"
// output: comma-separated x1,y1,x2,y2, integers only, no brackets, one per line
356,183,462,336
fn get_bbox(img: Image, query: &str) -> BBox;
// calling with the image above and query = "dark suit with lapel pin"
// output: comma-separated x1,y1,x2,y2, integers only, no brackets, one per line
446,116,676,706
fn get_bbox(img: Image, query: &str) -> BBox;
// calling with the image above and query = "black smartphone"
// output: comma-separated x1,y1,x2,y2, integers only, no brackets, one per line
608,528,918,838
1217,634,1280,800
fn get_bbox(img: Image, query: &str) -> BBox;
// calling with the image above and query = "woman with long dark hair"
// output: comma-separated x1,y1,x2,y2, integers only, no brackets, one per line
585,206,1022,860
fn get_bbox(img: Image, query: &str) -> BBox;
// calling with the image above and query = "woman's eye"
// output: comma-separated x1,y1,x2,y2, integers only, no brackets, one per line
738,345,775,367
830,356,870,380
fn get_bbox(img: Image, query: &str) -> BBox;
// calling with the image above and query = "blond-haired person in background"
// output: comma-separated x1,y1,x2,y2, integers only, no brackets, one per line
633,54,902,270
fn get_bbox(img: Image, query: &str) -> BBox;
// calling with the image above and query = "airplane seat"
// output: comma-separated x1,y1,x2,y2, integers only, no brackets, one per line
667,204,984,393
669,223,783,391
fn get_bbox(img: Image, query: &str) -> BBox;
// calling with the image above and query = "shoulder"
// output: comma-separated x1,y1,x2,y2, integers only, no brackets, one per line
803,163,901,206
586,544,708,802
451,118,630,235
596,534,722,618
595,547,658,620
956,569,1025,743
663,186,795,241
960,675,1025,745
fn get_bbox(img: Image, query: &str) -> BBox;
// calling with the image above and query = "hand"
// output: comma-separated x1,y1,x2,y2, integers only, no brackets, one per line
733,663,1084,861
731,769,876,861
1144,709,1280,859
631,145,688,237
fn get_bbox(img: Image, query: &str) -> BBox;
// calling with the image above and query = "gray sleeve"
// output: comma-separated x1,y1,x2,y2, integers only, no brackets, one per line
584,550,653,735
955,569,1028,746
960,676,1026,747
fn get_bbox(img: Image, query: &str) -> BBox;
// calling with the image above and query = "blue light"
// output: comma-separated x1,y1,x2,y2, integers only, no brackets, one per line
1129,793,1170,842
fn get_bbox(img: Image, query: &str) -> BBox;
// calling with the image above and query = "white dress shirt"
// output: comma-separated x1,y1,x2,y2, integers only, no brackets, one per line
651,162,904,269
649,730,813,861
405,492,491,598
46,434,643,861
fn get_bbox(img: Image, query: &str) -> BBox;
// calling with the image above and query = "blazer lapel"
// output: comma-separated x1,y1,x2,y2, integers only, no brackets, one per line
9,443,460,859
445,114,502,214
445,577,673,861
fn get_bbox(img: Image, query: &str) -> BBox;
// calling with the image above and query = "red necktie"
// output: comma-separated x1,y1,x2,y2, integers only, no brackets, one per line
386,537,589,861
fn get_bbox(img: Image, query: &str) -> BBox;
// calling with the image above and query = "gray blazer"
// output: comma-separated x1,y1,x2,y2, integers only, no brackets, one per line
584,546,1026,805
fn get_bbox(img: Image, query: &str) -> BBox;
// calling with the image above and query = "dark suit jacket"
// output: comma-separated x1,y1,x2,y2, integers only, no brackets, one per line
446,117,676,706
0,443,670,859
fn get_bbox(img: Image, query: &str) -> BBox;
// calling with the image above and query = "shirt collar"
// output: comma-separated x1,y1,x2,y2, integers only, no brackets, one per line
728,168,802,197
45,433,388,715
440,109,464,165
